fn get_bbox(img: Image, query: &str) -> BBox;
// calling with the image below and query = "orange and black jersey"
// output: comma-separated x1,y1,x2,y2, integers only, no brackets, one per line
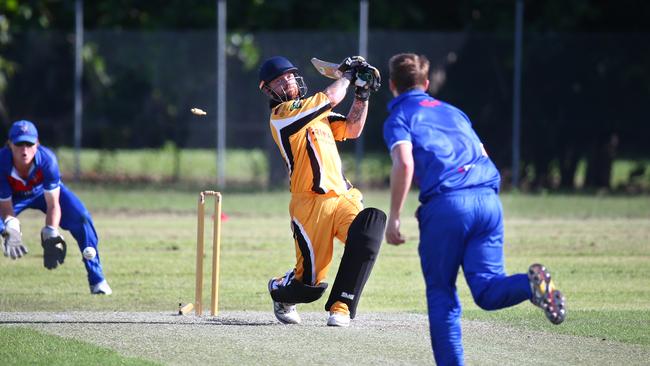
269,92,353,195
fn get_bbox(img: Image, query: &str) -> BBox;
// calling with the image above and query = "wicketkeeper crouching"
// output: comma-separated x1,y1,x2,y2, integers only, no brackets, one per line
1,120,111,295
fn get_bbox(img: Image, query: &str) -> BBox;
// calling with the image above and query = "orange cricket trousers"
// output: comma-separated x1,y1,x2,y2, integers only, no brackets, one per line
284,188,363,286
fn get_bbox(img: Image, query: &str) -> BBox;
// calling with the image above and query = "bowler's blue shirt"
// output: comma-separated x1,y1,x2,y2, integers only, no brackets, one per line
383,90,500,203
0,145,61,201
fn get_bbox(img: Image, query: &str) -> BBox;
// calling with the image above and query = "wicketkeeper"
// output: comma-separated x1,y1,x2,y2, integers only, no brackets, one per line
0,120,111,295
258,55,386,326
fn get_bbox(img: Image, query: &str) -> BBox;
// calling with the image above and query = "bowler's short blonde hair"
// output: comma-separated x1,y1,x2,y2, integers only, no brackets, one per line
389,53,430,94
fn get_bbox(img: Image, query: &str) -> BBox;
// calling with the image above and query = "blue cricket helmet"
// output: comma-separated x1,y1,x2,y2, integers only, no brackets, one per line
258,56,298,88
258,56,307,102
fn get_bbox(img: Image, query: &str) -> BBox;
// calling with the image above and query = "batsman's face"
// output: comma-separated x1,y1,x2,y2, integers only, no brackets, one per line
9,141,38,168
269,72,299,99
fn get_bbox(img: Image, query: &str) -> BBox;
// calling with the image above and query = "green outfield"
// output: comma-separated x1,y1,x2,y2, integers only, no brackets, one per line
53,148,650,190
1,187,649,364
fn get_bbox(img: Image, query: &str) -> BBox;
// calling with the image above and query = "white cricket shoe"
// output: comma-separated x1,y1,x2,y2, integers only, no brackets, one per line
90,280,112,295
327,312,350,327
273,301,301,324
268,278,301,324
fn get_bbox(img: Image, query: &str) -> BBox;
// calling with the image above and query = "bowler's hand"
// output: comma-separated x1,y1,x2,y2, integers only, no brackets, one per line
385,215,406,245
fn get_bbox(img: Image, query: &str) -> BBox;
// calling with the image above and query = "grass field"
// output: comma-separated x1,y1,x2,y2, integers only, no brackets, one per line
53,147,650,190
1,187,650,365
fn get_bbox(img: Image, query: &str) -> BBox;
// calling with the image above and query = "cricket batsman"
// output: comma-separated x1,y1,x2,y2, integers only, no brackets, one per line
258,55,386,326
1,120,111,295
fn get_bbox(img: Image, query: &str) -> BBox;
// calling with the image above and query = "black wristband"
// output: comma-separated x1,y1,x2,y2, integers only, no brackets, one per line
355,86,370,101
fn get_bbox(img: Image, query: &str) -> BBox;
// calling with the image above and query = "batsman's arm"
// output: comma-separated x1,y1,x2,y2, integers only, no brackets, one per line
324,77,351,108
344,98,369,139
386,143,414,245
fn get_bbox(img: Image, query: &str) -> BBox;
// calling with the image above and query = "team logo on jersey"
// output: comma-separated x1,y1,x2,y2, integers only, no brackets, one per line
290,99,302,110
419,99,441,108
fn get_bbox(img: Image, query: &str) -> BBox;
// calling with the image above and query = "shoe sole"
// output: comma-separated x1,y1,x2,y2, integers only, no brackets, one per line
545,289,566,324
327,314,350,327
528,264,566,324
327,320,350,327
528,264,550,305
91,291,111,295
273,311,300,325
90,281,112,295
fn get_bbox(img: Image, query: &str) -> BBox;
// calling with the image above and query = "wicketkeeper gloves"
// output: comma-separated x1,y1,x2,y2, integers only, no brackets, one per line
41,225,67,270
2,216,28,259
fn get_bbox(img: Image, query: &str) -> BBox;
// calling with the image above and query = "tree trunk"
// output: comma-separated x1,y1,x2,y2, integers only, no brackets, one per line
559,148,579,189
532,153,553,189
585,133,618,189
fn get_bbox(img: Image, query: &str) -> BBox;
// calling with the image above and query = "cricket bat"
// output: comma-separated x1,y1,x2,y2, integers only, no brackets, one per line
311,56,381,91
310,57,344,80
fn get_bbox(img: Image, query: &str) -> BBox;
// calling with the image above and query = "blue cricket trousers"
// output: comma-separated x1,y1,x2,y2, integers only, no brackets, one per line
3,184,106,286
417,187,531,366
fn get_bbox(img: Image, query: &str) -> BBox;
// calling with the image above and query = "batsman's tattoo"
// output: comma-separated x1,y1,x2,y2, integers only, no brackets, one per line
347,99,367,126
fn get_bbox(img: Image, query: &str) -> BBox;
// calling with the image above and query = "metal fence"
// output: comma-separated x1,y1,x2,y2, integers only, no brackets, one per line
2,30,649,185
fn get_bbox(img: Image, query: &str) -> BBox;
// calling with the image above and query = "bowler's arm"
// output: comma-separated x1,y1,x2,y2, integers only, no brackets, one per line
386,143,414,245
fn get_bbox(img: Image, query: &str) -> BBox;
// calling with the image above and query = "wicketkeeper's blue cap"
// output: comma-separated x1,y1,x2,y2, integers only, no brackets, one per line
9,120,39,144
258,56,298,89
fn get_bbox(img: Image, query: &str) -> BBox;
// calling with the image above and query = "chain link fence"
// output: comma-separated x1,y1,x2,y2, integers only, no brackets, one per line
2,30,649,188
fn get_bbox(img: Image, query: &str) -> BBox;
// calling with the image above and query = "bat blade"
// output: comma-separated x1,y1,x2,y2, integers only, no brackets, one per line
310,57,342,80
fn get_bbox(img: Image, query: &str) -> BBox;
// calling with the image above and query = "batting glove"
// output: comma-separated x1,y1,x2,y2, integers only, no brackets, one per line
338,56,368,81
353,64,381,101
41,225,66,270
2,216,28,259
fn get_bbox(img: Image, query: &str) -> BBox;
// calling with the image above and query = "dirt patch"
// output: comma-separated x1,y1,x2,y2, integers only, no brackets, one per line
2,312,648,365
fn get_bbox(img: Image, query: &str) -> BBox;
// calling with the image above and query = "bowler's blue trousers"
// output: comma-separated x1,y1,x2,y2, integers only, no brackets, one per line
417,187,531,366
1,184,106,286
